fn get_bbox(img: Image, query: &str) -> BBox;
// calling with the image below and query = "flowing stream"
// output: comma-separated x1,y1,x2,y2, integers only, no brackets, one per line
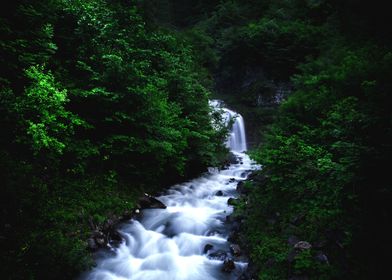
84,101,260,280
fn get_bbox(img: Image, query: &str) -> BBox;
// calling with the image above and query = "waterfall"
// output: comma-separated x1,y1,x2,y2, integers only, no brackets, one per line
223,108,247,152
82,100,259,280
210,100,247,152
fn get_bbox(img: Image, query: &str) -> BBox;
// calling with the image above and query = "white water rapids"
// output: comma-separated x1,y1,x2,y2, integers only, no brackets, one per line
83,101,260,280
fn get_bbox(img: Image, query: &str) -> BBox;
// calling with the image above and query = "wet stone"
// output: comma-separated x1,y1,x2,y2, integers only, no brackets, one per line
203,244,214,254
208,250,228,261
215,190,224,196
222,258,236,273
230,244,241,256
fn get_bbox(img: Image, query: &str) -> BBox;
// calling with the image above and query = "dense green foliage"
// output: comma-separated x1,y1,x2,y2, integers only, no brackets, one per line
0,1,227,278
190,1,391,279
243,44,391,279
1,0,391,279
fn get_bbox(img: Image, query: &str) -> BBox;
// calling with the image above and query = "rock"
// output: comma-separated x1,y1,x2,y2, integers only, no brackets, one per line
222,258,235,273
229,178,236,183
314,251,329,264
230,244,241,256
236,181,248,194
203,244,214,254
87,238,98,250
215,190,224,196
91,230,107,247
92,229,104,238
110,230,123,243
138,193,167,209
227,198,239,206
294,241,312,250
208,250,228,261
95,237,106,246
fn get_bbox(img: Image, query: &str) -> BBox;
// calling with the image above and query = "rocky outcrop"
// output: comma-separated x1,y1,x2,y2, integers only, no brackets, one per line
138,193,167,209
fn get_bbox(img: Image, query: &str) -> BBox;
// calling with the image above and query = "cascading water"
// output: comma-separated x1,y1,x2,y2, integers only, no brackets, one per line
83,101,260,280
209,100,247,152
223,109,247,152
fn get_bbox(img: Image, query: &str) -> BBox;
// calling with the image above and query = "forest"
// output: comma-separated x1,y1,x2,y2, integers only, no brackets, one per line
1,0,391,279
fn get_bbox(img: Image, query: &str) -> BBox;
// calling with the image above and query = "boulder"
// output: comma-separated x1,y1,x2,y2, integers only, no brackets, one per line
314,251,329,264
294,241,312,250
91,230,107,248
138,193,167,209
95,237,106,246
236,181,248,194
230,244,241,256
203,244,214,254
208,250,228,261
110,230,123,243
222,258,236,273
215,190,224,196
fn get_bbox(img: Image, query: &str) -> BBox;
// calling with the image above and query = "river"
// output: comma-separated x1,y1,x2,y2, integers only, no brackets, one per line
83,101,260,280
